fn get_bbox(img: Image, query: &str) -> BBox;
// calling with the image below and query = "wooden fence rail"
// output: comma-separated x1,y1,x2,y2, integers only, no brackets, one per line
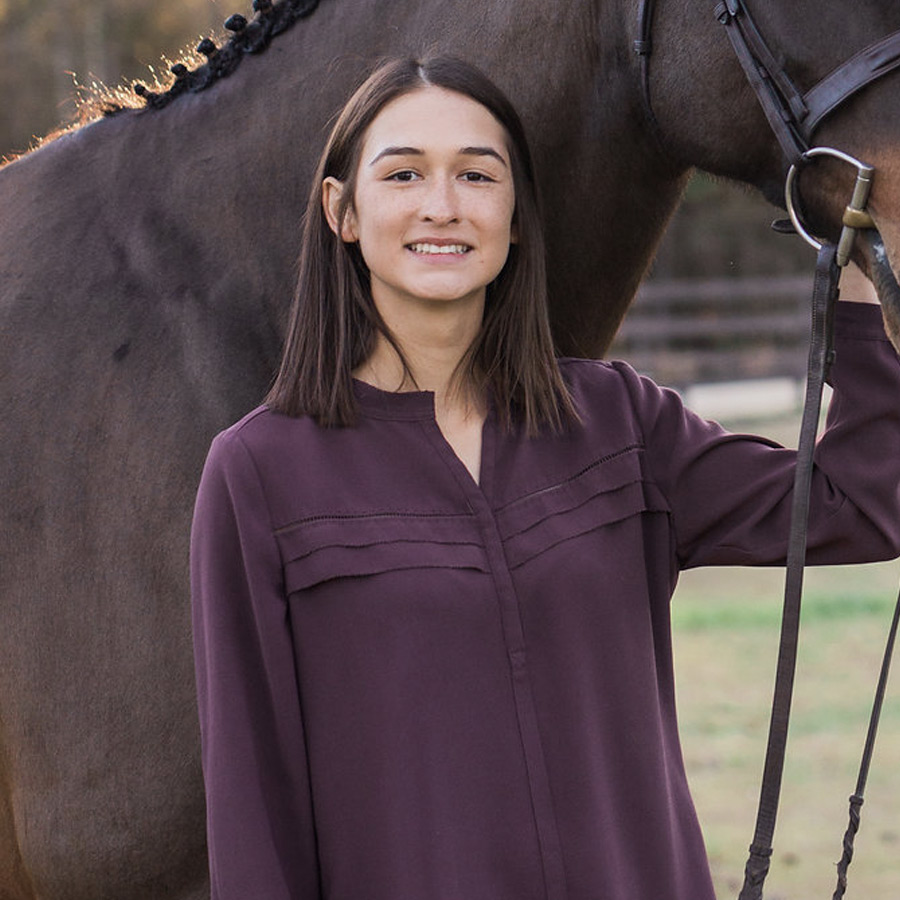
609,274,815,387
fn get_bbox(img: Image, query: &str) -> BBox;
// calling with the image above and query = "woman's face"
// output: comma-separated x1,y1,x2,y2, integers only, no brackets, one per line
324,86,517,320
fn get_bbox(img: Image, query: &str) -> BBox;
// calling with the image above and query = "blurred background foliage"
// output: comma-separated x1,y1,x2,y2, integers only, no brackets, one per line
654,175,810,278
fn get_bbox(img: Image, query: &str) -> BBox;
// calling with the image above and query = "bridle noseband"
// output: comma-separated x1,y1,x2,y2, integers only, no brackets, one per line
637,0,900,166
636,0,900,248
714,0,900,165
633,4,900,899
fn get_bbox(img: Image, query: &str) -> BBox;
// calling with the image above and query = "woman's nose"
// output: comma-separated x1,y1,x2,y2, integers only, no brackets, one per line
420,177,460,223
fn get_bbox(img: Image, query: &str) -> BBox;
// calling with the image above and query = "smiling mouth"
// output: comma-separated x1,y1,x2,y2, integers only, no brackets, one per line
407,242,472,255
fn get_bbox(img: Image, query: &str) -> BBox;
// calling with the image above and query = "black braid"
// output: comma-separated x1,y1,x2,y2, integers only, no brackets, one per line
112,0,322,115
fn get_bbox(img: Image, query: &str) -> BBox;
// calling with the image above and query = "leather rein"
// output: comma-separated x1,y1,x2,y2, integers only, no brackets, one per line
633,2,900,898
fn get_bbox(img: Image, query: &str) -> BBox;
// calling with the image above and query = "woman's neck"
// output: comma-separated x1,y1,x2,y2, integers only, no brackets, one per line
354,295,488,484
354,294,486,417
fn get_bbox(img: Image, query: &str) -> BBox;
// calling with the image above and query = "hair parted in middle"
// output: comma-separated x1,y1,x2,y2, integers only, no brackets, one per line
266,55,577,433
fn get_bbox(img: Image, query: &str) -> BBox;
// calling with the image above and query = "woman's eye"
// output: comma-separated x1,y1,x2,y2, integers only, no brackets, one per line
461,171,495,183
387,170,419,182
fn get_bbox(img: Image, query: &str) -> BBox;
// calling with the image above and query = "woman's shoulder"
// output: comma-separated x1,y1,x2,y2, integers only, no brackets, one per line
557,356,688,436
212,403,288,443
557,355,664,401
214,404,273,441
207,404,325,469
558,356,631,382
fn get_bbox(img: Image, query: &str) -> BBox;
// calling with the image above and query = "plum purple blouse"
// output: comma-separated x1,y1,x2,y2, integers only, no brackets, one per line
191,302,900,900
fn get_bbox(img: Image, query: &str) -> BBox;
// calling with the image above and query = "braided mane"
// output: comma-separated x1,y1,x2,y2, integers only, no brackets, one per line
102,0,322,116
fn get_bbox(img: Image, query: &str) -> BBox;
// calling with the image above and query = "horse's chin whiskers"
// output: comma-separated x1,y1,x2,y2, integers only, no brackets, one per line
860,226,900,352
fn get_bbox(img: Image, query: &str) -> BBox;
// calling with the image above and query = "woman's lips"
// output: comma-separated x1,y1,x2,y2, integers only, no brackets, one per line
406,241,472,255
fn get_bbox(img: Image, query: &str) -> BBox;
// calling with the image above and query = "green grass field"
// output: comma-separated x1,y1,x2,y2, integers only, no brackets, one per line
671,412,900,899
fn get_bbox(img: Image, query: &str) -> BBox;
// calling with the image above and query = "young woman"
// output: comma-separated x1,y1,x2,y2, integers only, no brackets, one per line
190,57,900,900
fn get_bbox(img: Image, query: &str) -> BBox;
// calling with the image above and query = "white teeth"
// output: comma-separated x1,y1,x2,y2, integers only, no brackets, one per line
409,243,470,255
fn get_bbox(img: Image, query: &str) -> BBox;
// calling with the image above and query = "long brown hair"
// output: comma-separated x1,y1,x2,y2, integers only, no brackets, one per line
265,56,577,432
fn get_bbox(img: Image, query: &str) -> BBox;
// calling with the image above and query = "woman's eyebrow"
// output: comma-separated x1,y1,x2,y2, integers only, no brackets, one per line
369,146,423,165
368,145,508,167
459,146,508,167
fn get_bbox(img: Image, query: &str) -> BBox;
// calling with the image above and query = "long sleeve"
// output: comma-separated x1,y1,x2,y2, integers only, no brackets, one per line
620,301,900,569
184,302,897,900
190,429,320,899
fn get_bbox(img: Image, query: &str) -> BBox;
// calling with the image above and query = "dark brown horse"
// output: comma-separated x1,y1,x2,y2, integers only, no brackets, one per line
1,1,899,898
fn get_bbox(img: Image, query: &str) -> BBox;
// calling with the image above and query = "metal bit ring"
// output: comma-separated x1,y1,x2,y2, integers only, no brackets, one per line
785,147,875,266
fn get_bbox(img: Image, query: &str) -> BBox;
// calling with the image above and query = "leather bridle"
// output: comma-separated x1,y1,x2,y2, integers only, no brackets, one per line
633,3,900,899
637,0,900,252
636,0,900,166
